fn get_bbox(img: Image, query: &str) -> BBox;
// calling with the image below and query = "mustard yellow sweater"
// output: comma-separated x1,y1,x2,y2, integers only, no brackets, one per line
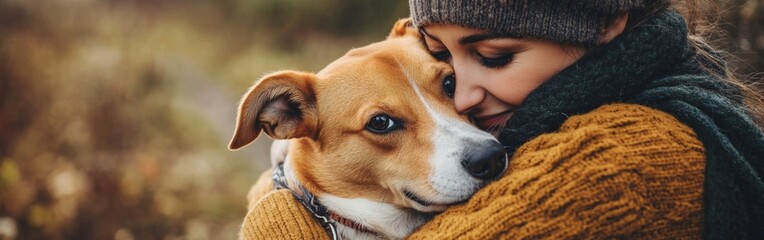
239,104,705,239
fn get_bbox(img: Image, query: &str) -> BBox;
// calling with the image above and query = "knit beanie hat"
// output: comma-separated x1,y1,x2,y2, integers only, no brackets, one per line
409,0,654,46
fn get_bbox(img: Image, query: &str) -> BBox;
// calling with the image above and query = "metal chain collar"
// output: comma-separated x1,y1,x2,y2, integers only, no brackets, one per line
273,163,340,240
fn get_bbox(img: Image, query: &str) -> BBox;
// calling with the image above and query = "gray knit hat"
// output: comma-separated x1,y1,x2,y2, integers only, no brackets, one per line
410,0,651,46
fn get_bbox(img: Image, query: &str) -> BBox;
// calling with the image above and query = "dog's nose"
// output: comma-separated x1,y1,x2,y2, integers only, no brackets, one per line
461,142,507,180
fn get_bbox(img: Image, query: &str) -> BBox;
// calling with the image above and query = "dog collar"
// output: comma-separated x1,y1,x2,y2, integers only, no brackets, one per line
327,211,377,235
272,163,379,239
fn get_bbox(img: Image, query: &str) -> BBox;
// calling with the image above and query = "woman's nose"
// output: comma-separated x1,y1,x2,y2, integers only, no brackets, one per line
453,68,484,114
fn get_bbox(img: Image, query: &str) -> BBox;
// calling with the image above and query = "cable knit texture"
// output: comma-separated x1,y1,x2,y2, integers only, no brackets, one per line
239,104,705,239
240,190,328,240
408,104,704,239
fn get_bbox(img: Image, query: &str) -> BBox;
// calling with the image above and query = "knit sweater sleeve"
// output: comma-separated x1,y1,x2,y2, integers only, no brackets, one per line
239,189,329,240
407,103,705,239
239,167,330,239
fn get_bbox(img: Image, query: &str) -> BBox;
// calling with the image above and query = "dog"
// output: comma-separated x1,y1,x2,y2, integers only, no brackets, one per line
229,19,507,240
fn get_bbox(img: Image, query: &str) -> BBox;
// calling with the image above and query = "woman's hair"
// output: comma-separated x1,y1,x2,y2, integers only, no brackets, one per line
628,0,764,128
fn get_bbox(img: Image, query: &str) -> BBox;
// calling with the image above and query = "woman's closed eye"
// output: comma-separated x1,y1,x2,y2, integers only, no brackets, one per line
478,52,514,69
431,50,451,61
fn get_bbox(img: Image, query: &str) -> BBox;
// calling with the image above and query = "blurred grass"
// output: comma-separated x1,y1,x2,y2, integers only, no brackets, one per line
0,0,761,240
0,0,406,239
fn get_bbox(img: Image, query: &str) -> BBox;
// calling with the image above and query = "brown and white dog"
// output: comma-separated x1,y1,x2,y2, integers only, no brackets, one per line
229,19,507,240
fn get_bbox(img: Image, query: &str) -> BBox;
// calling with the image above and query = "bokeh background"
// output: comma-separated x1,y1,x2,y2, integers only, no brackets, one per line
0,0,761,239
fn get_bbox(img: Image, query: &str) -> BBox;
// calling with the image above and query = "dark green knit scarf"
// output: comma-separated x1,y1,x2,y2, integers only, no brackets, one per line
499,10,764,239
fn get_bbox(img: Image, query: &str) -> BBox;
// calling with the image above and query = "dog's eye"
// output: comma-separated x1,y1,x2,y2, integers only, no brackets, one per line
366,115,399,134
442,74,455,98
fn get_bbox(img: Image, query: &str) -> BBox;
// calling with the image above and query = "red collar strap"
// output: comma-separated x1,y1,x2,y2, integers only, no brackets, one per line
273,163,380,237
327,211,378,235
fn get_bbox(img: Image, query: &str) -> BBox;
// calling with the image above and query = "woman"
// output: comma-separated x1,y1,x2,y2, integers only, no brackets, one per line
241,0,764,238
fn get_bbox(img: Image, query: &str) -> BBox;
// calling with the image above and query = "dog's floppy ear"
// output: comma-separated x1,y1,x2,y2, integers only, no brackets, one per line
388,18,418,39
229,70,318,150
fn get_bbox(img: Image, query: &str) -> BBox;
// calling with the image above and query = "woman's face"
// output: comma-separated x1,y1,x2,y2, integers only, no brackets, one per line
420,24,586,133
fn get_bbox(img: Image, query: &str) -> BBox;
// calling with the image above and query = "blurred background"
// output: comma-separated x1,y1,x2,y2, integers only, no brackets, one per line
0,0,761,239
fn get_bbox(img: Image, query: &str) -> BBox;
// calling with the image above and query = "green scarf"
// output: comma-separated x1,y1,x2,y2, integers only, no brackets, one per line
499,10,764,239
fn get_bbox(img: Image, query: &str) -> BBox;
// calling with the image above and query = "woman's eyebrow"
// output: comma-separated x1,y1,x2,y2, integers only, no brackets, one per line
459,33,506,45
420,28,509,45
419,28,441,42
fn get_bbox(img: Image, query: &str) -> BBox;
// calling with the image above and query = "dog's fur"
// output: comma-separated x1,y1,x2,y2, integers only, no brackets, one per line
230,19,504,239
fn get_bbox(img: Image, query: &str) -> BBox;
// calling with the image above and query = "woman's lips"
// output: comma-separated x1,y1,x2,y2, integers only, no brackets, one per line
474,110,513,130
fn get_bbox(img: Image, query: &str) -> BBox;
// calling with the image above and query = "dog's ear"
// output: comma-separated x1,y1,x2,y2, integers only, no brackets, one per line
388,18,418,39
229,70,318,150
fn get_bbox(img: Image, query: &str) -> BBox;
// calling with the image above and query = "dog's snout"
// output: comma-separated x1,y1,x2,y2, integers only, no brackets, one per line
461,142,507,180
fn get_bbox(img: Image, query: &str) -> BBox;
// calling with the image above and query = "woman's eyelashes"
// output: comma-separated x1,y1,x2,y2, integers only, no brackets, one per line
478,52,514,69
428,48,515,69
431,50,451,61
